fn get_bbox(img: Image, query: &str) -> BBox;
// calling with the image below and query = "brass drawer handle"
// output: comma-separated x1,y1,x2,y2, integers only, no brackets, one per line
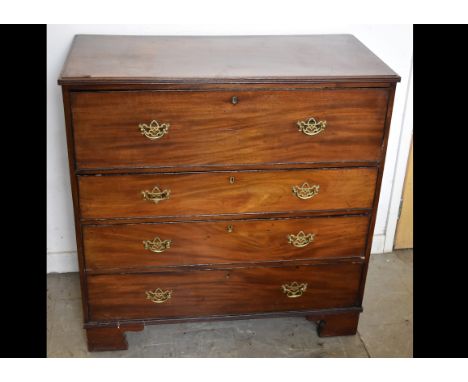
281,282,307,298
142,186,171,204
292,182,320,200
139,120,170,140
146,288,172,304
287,231,315,248
143,237,171,253
297,117,326,136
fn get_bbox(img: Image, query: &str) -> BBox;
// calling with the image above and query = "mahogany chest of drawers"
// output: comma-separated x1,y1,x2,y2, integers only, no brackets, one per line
59,34,399,351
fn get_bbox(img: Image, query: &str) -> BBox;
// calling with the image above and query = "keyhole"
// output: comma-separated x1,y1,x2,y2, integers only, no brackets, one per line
227,225,233,233
229,176,235,184
231,96,238,105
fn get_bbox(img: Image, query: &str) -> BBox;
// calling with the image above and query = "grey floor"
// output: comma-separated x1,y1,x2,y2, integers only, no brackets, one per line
47,250,413,357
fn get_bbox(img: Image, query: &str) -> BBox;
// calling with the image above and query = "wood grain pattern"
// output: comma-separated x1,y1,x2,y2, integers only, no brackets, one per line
58,34,400,348
75,161,380,176
84,307,362,327
78,209,373,226
86,323,144,351
307,311,360,336
83,215,369,270
356,83,396,306
59,35,400,85
71,89,389,170
87,262,363,321
78,168,377,220
66,82,394,92
61,88,90,321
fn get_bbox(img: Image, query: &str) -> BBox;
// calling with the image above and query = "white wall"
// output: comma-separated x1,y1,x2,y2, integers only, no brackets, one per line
47,24,413,273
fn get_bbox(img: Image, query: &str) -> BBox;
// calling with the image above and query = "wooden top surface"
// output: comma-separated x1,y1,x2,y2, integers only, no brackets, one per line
59,34,400,85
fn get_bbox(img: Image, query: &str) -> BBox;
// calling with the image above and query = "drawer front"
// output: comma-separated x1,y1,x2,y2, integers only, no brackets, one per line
87,262,363,320
71,89,388,170
79,168,377,219
83,215,369,270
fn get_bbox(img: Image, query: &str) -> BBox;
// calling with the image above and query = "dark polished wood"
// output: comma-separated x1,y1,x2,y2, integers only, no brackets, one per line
357,83,397,307
83,215,369,271
59,34,399,351
87,262,363,321
61,89,90,322
84,306,362,327
62,82,394,93
78,168,377,220
59,35,400,85
86,323,144,351
80,209,372,226
307,311,360,337
71,89,388,170
75,162,380,176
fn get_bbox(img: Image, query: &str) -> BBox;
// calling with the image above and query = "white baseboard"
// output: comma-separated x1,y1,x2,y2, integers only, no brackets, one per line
370,234,386,254
47,251,79,273
47,234,390,274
